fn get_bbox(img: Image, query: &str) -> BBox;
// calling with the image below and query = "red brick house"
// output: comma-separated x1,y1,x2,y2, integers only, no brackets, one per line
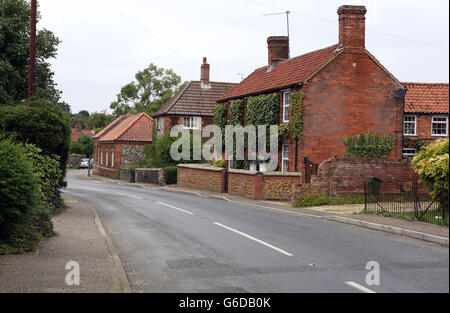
71,123,95,143
152,57,237,136
402,82,449,157
218,5,409,183
92,112,153,178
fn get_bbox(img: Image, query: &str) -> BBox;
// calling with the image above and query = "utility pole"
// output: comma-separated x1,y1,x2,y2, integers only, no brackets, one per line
28,0,37,100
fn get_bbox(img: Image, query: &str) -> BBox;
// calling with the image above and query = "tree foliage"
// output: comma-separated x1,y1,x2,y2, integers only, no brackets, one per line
343,132,394,159
412,139,449,197
110,63,183,117
0,0,61,104
0,99,71,178
70,135,93,158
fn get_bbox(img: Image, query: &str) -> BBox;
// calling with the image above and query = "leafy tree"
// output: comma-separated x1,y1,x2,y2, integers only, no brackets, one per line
0,99,71,179
412,139,449,197
70,135,93,158
87,111,114,130
70,110,90,129
110,63,183,116
0,0,61,104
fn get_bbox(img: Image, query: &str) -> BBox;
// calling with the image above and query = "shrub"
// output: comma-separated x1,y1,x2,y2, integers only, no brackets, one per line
0,140,39,237
22,143,63,211
163,166,178,184
344,132,394,159
212,159,226,168
412,139,449,199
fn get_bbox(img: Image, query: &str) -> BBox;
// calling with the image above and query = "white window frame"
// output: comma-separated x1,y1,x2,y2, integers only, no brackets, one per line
105,151,109,167
431,115,448,137
282,143,289,172
402,148,417,158
111,151,114,167
282,91,290,123
100,151,103,165
403,115,417,136
183,116,200,129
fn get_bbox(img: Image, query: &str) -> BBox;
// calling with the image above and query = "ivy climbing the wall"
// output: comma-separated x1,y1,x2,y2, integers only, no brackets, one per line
229,99,244,126
279,91,304,140
213,103,227,134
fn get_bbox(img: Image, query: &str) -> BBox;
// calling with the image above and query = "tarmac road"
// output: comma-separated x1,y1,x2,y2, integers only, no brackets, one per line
64,170,449,293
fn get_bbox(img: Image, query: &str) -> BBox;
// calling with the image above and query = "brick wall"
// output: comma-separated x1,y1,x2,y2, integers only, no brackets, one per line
177,165,301,200
177,164,226,193
93,165,118,178
135,168,166,185
297,157,423,197
405,114,449,145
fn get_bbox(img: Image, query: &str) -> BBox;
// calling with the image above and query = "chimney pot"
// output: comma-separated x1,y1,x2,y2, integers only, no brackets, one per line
338,5,367,49
201,57,210,87
267,36,290,66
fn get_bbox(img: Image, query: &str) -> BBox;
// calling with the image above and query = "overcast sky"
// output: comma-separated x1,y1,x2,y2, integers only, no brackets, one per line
37,0,449,114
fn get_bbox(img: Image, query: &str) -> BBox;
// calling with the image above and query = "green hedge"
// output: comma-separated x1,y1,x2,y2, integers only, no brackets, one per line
0,140,39,238
163,166,178,184
344,132,394,159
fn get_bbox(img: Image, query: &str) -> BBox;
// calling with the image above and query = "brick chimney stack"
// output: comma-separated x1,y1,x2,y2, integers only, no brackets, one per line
267,36,289,66
201,57,210,87
338,5,367,49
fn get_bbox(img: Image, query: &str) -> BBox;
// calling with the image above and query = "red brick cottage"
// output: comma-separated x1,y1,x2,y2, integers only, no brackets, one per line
93,112,153,178
218,5,406,183
152,57,236,136
402,83,449,157
71,123,94,143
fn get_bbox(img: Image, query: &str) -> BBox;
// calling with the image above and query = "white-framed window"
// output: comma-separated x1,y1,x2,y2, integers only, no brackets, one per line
403,148,417,158
105,151,109,167
100,151,103,165
282,91,290,123
282,143,289,172
111,151,114,167
431,116,448,136
183,116,200,129
157,117,164,131
403,115,416,136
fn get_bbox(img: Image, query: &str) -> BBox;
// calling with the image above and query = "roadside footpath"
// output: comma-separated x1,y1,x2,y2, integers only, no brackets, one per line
82,171,448,246
0,194,130,293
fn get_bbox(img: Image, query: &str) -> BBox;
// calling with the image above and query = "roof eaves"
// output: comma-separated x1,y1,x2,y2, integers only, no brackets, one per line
115,113,152,141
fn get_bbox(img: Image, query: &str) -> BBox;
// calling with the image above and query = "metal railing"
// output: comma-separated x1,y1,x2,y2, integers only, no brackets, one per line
364,181,448,225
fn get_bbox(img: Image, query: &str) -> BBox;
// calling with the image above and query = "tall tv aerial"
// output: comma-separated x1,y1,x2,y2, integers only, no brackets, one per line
263,10,291,40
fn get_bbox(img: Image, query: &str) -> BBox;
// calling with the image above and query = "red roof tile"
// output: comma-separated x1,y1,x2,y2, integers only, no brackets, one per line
97,113,153,143
153,81,237,117
403,83,449,114
219,44,340,101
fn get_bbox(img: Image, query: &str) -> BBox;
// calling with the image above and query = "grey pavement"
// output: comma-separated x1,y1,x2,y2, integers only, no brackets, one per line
63,170,449,293
0,193,127,293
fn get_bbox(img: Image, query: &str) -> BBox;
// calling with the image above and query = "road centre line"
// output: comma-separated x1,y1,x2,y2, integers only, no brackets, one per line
345,281,376,293
213,222,293,257
157,202,194,215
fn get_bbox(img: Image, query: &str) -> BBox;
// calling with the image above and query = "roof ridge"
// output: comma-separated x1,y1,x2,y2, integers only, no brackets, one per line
402,82,449,85
287,43,339,62
93,114,129,138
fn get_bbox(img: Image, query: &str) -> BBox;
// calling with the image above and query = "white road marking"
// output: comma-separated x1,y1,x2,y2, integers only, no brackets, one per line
345,281,376,293
157,202,194,215
213,222,293,257
68,186,106,192
67,186,143,199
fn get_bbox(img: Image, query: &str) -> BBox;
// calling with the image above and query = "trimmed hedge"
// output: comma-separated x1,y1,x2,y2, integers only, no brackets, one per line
163,166,178,184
